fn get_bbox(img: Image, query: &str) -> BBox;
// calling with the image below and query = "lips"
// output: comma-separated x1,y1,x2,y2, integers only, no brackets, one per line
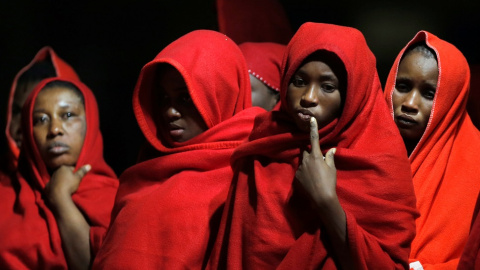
297,110,314,122
395,114,418,128
168,123,184,137
47,141,70,154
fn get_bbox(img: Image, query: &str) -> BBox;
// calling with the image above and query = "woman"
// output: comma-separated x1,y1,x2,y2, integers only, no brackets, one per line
208,22,418,270
3,46,79,172
92,30,264,269
0,78,118,269
384,31,480,269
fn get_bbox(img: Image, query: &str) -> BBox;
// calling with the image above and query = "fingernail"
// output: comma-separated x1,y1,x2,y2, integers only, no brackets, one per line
310,117,315,123
85,164,92,171
333,148,337,154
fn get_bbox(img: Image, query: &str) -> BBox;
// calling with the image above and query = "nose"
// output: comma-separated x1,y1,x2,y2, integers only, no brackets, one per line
401,90,420,114
47,118,64,138
300,85,319,107
165,105,181,120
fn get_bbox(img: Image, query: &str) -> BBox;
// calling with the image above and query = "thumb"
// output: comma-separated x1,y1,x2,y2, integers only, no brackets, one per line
75,164,91,179
325,148,336,169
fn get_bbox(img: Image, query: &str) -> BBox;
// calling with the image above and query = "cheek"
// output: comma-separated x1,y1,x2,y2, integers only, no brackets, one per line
421,102,433,123
323,92,342,117
391,92,403,112
32,126,47,149
67,120,87,152
285,87,300,109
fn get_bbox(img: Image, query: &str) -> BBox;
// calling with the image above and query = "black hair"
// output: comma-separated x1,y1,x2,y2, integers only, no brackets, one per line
42,80,85,105
403,41,437,61
17,59,57,84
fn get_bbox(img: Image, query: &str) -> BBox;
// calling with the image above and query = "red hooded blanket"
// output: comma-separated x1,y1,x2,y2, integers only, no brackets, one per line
207,22,418,270
384,31,480,270
0,77,118,269
92,30,264,269
239,42,286,92
3,46,79,172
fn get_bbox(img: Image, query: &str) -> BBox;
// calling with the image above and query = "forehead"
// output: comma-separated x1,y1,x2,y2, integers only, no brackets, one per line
398,52,439,76
35,86,84,107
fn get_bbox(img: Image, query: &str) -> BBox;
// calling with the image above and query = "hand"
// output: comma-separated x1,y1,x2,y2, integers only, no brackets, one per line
295,117,337,209
45,164,91,208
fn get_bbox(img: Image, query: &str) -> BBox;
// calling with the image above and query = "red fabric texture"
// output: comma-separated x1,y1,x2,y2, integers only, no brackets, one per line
239,42,286,92
0,77,118,269
92,30,264,269
216,0,293,44
208,22,418,270
3,46,79,172
384,31,480,269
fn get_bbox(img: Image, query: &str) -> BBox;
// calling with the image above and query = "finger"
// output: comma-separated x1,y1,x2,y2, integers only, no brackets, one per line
75,164,91,179
325,148,337,169
309,117,322,158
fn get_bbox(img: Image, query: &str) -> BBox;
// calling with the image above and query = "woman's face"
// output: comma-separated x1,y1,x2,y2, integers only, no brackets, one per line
157,66,208,145
33,86,86,170
392,51,438,144
285,56,343,133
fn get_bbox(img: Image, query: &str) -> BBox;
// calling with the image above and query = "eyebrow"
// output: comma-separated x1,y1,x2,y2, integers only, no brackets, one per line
296,70,337,81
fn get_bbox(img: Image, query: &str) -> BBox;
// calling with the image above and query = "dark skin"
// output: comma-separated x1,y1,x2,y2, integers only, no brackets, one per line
290,52,354,269
33,86,92,270
296,118,354,270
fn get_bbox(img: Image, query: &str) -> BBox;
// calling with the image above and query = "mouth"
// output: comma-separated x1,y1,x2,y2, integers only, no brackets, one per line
296,110,314,122
47,141,70,154
168,123,184,137
395,114,418,128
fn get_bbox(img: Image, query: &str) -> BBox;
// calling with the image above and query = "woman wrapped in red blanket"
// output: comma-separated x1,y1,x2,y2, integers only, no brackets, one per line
384,31,480,270
0,78,118,269
2,46,79,173
207,22,418,269
92,30,264,269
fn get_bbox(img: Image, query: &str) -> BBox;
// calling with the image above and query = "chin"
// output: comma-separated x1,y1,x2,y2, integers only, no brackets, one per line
45,157,76,170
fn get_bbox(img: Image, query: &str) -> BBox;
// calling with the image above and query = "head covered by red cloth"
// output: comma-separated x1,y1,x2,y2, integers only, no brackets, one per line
92,30,264,269
0,77,118,269
384,31,480,269
208,22,418,270
4,46,79,171
239,42,286,92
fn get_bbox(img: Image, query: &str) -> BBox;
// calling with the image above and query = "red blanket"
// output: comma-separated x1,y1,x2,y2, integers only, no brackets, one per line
208,22,418,270
0,78,118,269
384,31,480,269
93,30,264,269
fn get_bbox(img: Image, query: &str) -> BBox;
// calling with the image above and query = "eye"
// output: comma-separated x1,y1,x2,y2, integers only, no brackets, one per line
33,115,49,126
178,93,193,104
395,82,411,93
62,112,75,119
290,76,306,87
322,83,337,93
422,88,436,100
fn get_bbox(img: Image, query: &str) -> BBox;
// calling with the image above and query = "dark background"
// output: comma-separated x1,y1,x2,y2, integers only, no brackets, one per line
1,0,479,176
